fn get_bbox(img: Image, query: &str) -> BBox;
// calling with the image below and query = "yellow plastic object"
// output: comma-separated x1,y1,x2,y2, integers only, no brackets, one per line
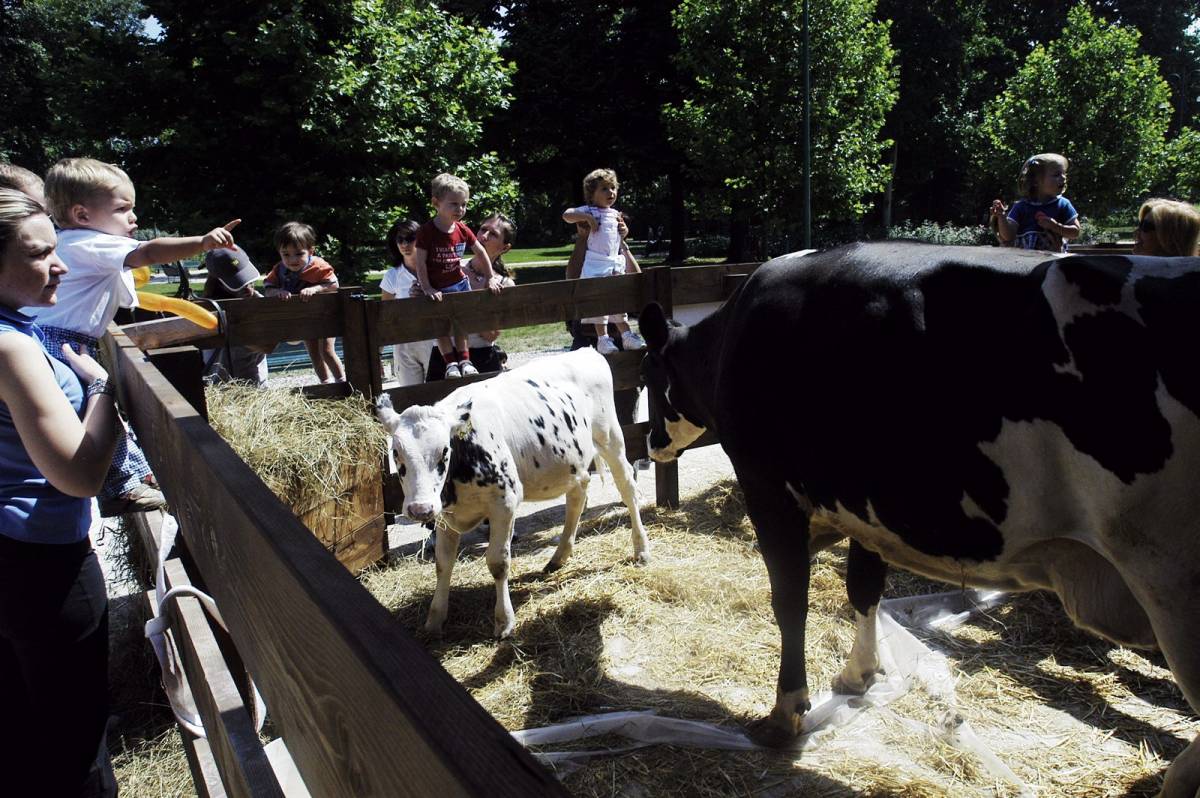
131,266,152,288
135,291,219,330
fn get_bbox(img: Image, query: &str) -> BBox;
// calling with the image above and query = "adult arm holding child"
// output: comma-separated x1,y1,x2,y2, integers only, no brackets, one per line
562,207,599,232
0,340,119,497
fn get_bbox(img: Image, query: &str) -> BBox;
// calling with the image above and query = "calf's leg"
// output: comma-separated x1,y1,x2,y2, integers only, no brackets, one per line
486,506,518,639
833,540,887,694
596,440,649,564
544,481,588,573
425,525,461,635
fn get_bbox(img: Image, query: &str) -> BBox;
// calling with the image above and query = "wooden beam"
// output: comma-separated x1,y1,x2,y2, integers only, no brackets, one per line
339,290,381,398
375,268,670,346
121,316,218,350
147,346,208,420
152,561,284,798
382,350,644,411
106,326,566,798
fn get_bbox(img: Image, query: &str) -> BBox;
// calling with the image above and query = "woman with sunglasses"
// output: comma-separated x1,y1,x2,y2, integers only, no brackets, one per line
381,218,438,385
1133,199,1200,256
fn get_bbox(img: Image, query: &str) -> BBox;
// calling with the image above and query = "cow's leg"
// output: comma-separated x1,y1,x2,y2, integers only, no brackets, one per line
740,473,812,747
425,525,461,636
485,505,518,639
833,540,887,695
1122,578,1200,797
596,442,650,564
543,481,588,574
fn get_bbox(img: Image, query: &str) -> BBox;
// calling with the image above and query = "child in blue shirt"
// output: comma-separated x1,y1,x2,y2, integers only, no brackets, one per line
990,153,1081,252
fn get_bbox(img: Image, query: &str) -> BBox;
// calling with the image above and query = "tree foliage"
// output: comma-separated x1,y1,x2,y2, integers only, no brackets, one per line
479,1,685,249
665,0,897,255
1166,127,1200,200
975,2,1171,216
134,0,514,275
0,0,154,169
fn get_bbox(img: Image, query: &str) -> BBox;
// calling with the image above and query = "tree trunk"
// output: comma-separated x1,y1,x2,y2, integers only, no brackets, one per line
668,163,687,264
727,203,751,263
882,140,897,231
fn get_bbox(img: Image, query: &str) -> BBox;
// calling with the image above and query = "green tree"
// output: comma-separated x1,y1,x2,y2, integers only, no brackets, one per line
666,0,897,259
0,0,154,170
975,3,1171,216
136,0,514,278
479,1,689,258
1166,127,1200,200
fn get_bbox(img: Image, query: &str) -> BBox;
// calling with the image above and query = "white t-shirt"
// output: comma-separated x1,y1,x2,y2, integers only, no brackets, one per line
33,228,140,339
567,205,622,258
380,264,419,297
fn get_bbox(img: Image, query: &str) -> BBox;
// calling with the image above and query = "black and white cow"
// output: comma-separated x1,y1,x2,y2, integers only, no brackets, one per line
639,241,1200,797
375,347,648,638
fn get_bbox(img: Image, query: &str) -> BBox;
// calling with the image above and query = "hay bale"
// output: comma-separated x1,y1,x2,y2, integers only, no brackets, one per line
362,479,1196,797
206,384,389,571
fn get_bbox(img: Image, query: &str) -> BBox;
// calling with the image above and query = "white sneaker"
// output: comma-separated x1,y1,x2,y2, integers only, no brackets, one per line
459,359,478,377
621,330,647,350
445,361,463,379
596,335,619,355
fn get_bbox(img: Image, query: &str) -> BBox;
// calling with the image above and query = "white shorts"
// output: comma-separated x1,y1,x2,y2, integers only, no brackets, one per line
580,251,626,326
390,339,434,386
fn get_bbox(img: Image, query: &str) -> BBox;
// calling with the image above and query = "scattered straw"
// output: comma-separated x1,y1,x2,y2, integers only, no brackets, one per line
362,478,1196,797
205,383,388,514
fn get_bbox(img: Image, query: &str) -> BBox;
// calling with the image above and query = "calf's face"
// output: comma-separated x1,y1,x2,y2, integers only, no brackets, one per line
375,397,453,522
639,304,707,462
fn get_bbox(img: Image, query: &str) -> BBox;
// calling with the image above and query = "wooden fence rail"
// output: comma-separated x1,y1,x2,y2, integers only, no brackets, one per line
107,261,757,795
106,328,567,798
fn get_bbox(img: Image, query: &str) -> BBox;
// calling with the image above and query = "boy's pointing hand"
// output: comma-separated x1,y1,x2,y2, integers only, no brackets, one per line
201,219,241,251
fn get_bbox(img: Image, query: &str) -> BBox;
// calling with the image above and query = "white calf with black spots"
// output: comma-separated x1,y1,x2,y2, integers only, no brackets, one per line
375,347,649,638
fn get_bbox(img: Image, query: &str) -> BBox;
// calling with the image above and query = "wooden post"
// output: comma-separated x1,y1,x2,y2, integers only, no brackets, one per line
147,346,208,420
339,288,381,399
648,267,681,508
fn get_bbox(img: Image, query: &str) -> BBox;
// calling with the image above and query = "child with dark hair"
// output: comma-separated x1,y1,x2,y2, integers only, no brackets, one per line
264,221,345,383
989,153,1081,252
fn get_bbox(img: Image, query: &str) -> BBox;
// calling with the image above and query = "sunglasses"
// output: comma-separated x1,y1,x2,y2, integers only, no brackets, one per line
1137,217,1156,233
397,234,417,244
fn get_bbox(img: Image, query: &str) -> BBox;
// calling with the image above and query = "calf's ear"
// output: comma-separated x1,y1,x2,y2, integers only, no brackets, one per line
374,395,403,434
639,302,669,351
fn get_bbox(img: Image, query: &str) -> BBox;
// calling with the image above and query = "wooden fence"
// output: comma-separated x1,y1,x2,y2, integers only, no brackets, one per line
112,263,757,796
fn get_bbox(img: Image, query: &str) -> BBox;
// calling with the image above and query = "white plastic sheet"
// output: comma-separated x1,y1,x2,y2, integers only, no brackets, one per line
513,588,1035,795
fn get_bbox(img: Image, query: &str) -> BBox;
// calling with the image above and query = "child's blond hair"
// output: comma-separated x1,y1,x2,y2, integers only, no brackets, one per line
274,221,318,251
1017,153,1069,200
583,168,619,203
431,173,470,200
44,157,135,226
0,163,44,199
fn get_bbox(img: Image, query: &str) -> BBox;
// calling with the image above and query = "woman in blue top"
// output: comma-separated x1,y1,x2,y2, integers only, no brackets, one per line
0,188,121,797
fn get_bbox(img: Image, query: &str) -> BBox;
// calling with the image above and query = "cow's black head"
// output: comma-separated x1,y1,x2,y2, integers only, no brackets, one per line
639,302,708,462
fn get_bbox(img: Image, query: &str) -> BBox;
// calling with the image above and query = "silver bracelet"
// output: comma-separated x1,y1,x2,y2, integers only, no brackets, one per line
86,377,115,399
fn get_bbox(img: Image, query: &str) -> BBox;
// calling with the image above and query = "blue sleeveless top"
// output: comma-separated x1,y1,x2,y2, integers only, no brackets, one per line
0,304,91,544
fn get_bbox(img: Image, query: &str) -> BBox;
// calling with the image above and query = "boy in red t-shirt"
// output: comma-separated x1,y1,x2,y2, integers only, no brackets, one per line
264,221,346,383
413,173,503,378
